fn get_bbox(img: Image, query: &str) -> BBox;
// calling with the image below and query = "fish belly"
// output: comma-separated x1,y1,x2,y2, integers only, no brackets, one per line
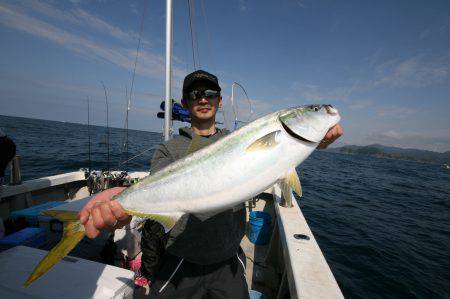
119,129,315,215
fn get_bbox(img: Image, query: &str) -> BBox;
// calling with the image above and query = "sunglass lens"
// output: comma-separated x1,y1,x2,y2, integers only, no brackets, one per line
204,90,219,98
188,90,200,101
187,89,219,101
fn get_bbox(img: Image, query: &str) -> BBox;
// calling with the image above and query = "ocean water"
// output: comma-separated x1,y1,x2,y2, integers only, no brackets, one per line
1,115,449,298
0,115,161,180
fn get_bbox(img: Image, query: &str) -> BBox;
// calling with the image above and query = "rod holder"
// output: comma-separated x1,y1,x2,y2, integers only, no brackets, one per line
10,155,22,185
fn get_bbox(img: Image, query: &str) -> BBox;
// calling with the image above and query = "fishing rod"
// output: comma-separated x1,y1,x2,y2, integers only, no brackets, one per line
119,0,148,170
118,86,130,171
87,96,91,174
124,86,130,171
101,82,110,171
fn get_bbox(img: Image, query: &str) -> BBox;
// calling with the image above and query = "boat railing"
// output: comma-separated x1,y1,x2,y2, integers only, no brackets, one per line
271,184,344,298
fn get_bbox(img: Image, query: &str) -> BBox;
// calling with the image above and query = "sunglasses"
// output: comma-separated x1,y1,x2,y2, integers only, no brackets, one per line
187,89,220,101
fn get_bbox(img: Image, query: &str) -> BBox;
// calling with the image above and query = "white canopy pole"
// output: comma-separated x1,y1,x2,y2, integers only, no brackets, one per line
164,0,173,141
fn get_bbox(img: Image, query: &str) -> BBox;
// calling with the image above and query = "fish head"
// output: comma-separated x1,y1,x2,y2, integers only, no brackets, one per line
279,104,341,143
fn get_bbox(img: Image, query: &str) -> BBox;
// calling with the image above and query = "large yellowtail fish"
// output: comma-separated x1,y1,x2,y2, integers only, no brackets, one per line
25,104,340,286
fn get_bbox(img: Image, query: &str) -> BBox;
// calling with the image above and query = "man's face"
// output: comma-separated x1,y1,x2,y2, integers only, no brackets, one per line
182,83,222,123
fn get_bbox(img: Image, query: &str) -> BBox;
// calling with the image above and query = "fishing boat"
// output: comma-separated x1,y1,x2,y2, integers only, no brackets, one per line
0,1,343,298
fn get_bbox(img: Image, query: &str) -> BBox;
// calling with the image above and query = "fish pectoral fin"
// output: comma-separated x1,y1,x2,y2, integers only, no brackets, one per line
24,216,85,287
246,130,281,152
278,169,302,207
124,210,183,233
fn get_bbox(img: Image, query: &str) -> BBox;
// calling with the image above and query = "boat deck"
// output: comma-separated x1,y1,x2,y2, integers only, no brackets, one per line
241,194,279,298
2,172,344,298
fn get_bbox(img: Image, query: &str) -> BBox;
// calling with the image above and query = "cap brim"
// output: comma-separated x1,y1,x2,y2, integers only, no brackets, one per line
184,79,221,92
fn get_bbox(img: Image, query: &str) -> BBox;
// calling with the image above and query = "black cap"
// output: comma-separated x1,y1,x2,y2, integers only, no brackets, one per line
182,70,221,99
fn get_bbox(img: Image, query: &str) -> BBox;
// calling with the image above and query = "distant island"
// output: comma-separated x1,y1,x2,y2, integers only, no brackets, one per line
327,144,450,165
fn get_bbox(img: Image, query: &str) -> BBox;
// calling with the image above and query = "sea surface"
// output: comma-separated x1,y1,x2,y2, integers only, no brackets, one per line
1,115,449,298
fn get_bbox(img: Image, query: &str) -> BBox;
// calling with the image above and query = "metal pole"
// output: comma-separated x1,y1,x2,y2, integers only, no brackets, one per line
164,0,173,141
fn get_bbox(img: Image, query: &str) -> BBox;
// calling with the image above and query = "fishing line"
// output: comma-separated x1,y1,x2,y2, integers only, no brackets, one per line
235,82,253,123
118,145,157,166
200,0,213,72
230,82,253,130
187,0,199,69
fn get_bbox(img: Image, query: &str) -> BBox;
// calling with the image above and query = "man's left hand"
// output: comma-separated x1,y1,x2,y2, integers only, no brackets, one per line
317,123,343,149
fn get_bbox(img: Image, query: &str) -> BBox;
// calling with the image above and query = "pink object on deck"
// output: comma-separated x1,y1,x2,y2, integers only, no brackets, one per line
128,259,141,270
134,276,149,287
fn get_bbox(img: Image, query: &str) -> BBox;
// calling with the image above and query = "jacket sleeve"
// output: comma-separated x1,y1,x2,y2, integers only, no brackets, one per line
142,143,173,280
150,143,174,173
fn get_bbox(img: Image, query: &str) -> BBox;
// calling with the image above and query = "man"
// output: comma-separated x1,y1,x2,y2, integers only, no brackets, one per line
0,128,16,186
79,70,343,298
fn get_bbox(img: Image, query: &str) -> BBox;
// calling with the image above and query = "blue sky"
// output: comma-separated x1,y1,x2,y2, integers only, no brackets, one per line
0,0,449,151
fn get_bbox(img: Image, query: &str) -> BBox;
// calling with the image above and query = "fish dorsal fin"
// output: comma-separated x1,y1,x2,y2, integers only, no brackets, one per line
246,130,281,152
124,210,184,233
279,169,302,207
186,133,214,155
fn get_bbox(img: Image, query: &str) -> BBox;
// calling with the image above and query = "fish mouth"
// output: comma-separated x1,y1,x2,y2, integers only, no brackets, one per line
325,105,338,115
280,121,315,143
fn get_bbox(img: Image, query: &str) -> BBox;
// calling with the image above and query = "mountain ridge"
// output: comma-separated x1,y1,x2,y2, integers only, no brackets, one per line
327,144,450,164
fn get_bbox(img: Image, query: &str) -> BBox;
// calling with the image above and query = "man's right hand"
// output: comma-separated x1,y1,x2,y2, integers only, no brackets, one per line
78,187,132,238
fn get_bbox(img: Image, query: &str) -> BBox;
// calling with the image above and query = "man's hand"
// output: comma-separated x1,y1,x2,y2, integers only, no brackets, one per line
78,187,131,239
318,123,343,149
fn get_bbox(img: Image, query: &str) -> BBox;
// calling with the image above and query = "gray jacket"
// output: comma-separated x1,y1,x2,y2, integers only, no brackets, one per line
148,127,246,265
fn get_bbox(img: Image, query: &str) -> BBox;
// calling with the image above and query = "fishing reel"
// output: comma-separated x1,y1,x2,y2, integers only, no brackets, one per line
83,169,139,195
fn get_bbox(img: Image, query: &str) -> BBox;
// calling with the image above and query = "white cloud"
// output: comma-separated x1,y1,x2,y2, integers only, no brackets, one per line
129,3,139,15
296,0,307,8
380,130,402,139
238,0,247,12
287,82,355,104
73,8,142,43
348,100,373,110
377,107,417,117
373,56,449,88
0,2,186,84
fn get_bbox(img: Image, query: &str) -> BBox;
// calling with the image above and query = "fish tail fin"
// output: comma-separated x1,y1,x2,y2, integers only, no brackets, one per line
24,212,85,287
